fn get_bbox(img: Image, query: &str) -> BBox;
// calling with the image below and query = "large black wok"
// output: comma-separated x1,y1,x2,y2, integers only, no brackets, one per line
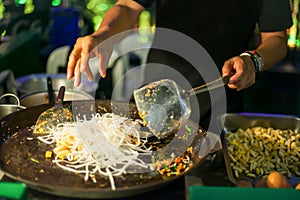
0,100,210,199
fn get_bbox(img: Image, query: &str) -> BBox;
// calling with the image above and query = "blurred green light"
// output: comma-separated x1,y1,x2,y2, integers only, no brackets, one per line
52,0,61,6
93,16,102,30
24,0,34,14
137,35,150,44
15,0,26,5
96,4,109,12
140,10,150,20
0,2,4,19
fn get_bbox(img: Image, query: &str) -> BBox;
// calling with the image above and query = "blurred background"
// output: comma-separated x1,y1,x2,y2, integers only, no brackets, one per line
0,0,298,116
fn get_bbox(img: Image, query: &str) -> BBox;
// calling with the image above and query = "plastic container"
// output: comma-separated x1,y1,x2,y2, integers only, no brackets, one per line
190,186,300,200
49,7,80,47
0,182,28,200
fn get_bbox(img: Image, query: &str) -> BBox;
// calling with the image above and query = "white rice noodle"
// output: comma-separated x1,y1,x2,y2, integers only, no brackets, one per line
37,113,152,190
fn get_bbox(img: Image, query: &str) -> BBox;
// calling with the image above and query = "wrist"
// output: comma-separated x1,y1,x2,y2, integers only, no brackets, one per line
240,50,264,72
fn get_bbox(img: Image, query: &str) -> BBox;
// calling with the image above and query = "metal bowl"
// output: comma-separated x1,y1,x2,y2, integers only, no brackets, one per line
20,90,94,107
16,73,98,95
0,93,26,118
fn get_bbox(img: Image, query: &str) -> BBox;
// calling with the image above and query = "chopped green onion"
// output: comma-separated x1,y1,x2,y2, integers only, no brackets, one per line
30,158,39,164
185,125,192,133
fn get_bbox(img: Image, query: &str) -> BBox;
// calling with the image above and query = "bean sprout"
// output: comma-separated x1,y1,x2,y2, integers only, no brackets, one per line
37,113,153,190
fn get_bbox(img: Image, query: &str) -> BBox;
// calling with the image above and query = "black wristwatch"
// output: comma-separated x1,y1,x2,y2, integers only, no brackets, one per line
240,50,264,72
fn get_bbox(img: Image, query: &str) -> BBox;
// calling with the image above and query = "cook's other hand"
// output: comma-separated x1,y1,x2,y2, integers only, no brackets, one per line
222,30,288,91
66,0,144,87
67,35,111,86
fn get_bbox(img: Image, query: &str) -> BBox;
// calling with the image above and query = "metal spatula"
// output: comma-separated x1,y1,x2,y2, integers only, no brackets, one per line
33,86,73,134
133,74,232,139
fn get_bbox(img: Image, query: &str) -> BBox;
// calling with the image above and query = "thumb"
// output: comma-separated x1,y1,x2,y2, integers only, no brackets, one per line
222,60,234,76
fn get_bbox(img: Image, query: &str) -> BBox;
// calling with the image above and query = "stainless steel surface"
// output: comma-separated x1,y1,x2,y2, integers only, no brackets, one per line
221,113,300,132
0,93,25,118
16,73,98,95
221,112,300,185
20,90,93,107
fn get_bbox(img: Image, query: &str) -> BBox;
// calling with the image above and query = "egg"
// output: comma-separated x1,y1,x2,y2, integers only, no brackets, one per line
236,180,253,188
267,171,287,188
255,179,268,188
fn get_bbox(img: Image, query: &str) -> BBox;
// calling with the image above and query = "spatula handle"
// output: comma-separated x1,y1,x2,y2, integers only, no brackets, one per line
189,73,234,96
56,86,66,108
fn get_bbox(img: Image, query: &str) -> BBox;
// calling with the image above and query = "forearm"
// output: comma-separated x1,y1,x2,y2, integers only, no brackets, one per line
91,0,144,42
255,30,288,71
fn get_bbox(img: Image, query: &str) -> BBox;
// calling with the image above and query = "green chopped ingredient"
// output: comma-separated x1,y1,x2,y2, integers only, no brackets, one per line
185,125,192,133
151,156,156,162
30,158,39,164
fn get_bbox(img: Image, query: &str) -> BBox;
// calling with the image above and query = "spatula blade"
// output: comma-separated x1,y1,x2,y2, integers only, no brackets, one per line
133,79,190,139
33,86,73,134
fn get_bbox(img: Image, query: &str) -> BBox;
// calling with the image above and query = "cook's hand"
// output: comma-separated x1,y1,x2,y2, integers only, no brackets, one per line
67,35,112,86
222,55,256,91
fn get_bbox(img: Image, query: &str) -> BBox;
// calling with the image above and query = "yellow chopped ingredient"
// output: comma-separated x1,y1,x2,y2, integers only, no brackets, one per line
57,150,70,160
45,151,52,159
226,126,300,179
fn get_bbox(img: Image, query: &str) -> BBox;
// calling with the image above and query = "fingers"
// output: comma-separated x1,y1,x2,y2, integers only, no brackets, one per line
84,65,94,82
74,60,81,87
67,36,97,85
80,37,94,72
222,59,233,77
96,46,113,78
97,49,106,78
73,58,94,86
67,41,82,80
222,56,256,91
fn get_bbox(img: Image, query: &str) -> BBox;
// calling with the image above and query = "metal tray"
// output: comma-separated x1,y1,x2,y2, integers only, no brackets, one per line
220,112,300,186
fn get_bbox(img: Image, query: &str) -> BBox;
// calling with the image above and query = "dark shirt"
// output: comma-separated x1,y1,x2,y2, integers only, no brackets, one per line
135,0,292,32
134,0,292,67
133,0,292,129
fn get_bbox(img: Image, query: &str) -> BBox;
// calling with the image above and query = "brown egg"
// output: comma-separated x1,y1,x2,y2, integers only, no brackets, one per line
255,179,268,188
267,171,287,188
236,180,253,188
296,182,300,189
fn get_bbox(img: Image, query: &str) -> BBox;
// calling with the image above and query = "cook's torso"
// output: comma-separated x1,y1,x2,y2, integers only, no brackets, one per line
152,0,262,68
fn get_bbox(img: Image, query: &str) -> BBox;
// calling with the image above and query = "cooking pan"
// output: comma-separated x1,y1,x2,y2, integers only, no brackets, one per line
19,90,94,107
15,73,98,96
0,100,210,199
0,93,26,118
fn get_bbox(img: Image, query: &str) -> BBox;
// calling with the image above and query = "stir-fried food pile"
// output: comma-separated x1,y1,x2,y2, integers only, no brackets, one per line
36,112,194,190
37,113,153,190
153,147,193,176
226,126,300,179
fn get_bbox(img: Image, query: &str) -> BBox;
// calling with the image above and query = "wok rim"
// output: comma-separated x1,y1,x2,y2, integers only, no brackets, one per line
0,99,206,199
